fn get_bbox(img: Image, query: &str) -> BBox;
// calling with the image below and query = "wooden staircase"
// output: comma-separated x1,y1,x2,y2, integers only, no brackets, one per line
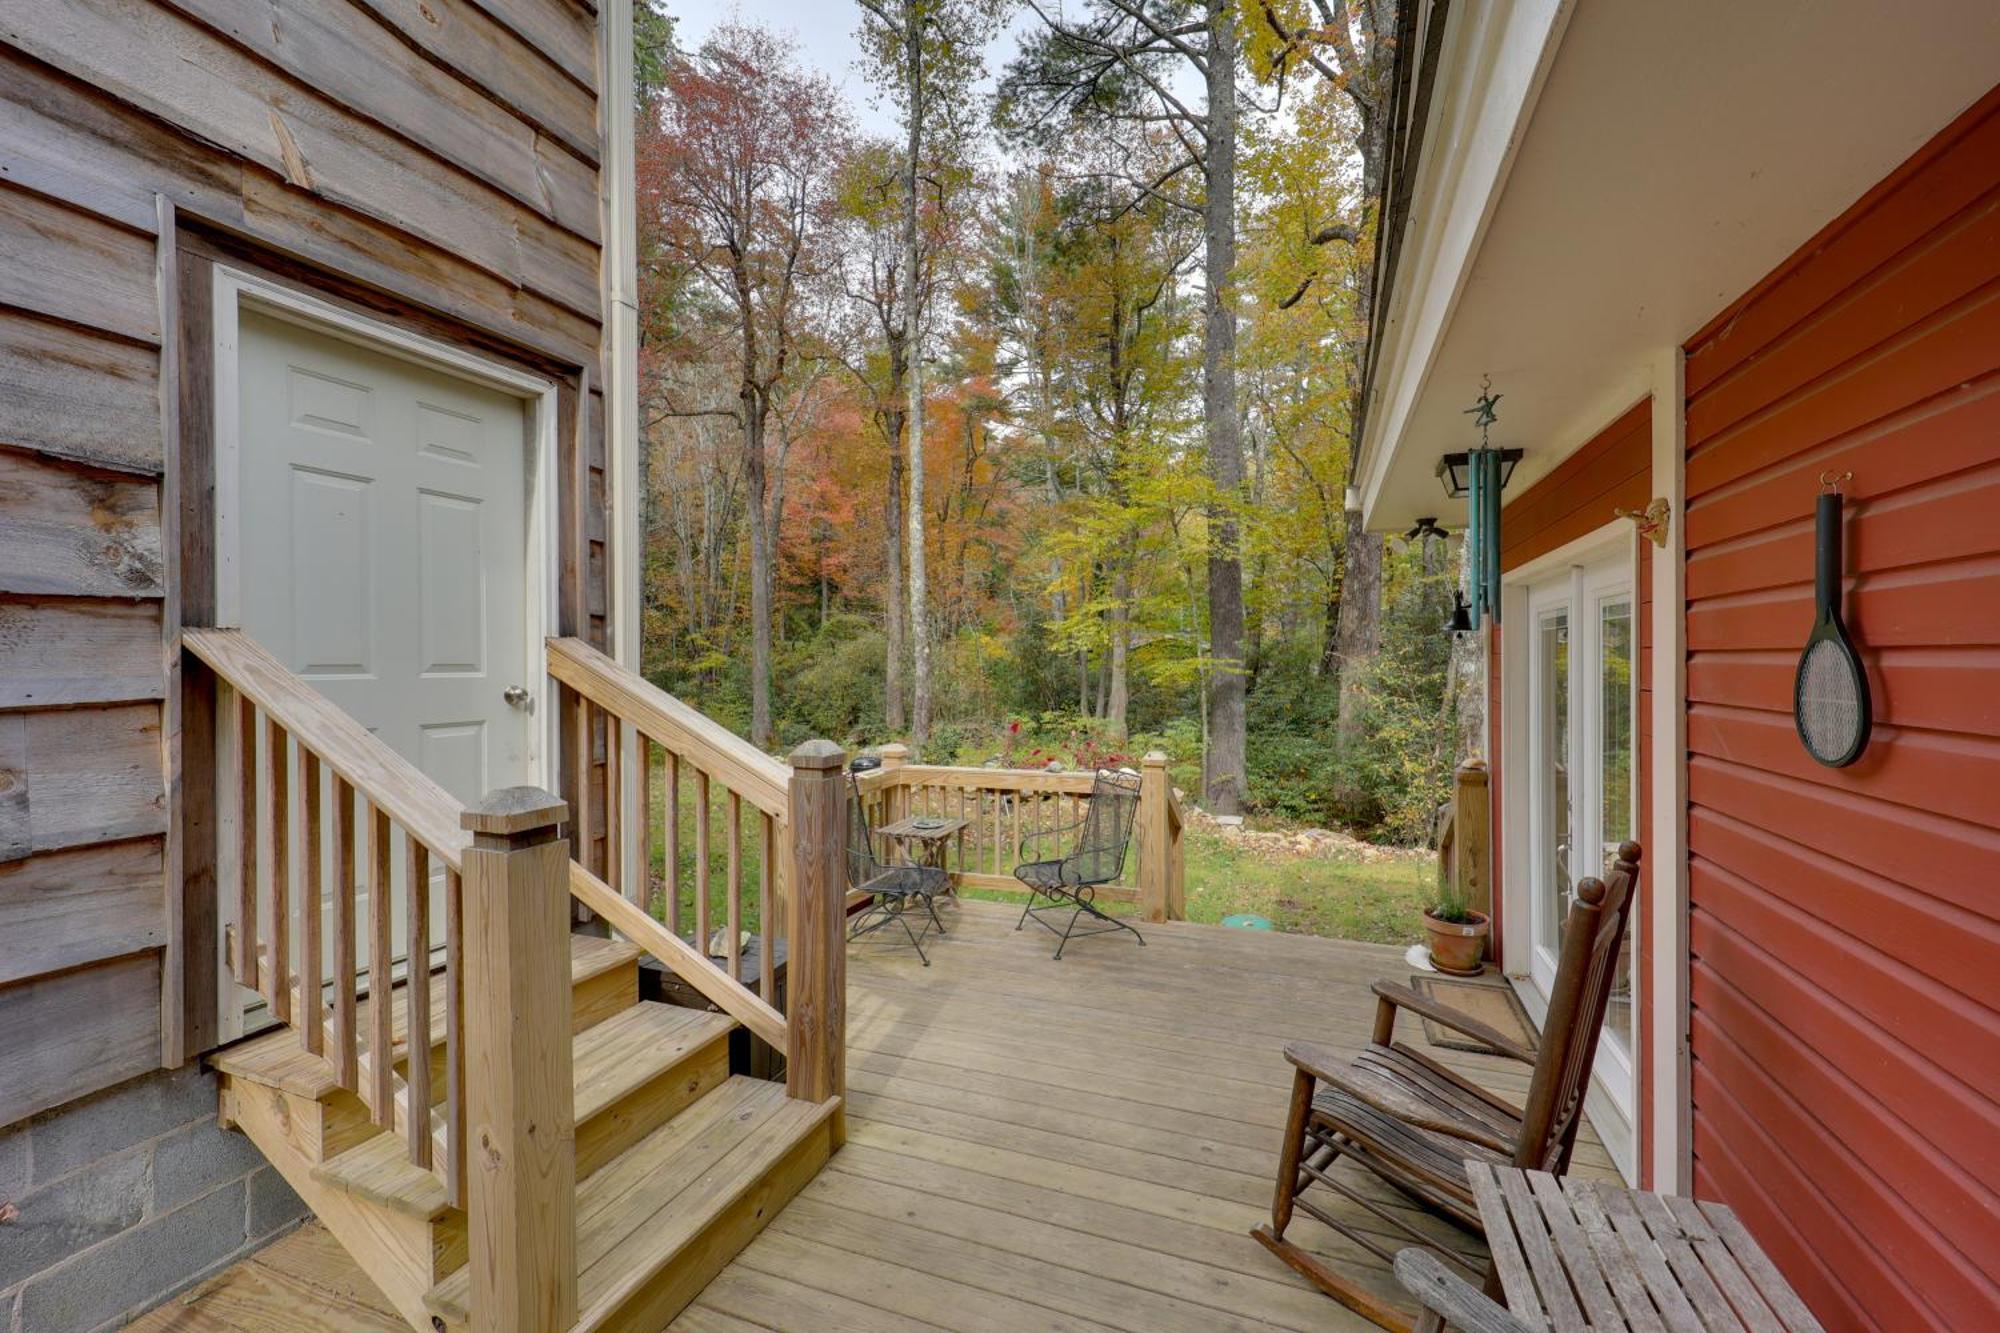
213,934,838,1332
184,630,851,1333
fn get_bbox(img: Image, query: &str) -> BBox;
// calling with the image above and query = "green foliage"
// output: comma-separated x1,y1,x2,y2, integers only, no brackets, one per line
774,615,887,746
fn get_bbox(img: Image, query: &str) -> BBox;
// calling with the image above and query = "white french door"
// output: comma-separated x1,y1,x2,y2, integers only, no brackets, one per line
1516,545,1639,1141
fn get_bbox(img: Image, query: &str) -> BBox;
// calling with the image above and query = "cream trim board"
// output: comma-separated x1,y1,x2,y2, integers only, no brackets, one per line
1356,0,1577,521
1648,348,1690,1193
599,0,645,894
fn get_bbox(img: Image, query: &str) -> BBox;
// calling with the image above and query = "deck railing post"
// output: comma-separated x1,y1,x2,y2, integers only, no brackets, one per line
1139,753,1172,924
786,740,847,1142
1454,759,1492,927
876,742,908,823
460,787,577,1333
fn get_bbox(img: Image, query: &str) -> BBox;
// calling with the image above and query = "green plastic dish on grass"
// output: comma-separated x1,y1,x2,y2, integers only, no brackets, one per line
1221,913,1275,931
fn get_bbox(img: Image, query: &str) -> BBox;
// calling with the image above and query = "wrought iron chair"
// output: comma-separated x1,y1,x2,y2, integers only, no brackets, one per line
1252,842,1643,1331
845,772,947,965
1013,768,1145,960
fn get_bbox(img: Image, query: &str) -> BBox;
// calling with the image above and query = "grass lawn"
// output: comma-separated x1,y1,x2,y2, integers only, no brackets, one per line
1180,828,1435,945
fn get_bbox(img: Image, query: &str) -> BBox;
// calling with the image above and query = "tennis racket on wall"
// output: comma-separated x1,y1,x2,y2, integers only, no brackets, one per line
1794,478,1871,767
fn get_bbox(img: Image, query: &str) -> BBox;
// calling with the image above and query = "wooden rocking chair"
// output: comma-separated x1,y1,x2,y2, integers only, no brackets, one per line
1252,841,1642,1331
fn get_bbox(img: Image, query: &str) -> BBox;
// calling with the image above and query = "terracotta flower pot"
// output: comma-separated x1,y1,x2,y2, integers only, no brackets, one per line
1423,909,1490,977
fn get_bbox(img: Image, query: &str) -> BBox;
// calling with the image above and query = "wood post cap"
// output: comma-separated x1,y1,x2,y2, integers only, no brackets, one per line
1142,751,1169,767
1456,758,1490,778
788,738,847,771
462,786,568,835
875,743,909,762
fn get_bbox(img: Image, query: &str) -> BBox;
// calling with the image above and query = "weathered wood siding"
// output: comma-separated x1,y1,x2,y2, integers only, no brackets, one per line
1680,85,2000,1329
0,0,611,1128
1487,398,1654,1178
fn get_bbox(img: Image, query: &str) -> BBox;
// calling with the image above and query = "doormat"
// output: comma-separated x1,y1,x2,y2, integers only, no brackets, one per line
1408,975,1539,1057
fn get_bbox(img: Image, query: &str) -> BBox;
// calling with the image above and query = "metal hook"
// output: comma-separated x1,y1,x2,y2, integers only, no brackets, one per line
1819,469,1852,493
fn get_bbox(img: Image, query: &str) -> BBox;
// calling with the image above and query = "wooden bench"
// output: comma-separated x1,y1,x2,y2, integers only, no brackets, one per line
1395,1161,1825,1332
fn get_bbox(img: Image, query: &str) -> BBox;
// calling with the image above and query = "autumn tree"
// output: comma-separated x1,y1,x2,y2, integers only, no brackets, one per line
645,24,848,747
1244,0,1395,754
1000,0,1256,813
856,0,1009,748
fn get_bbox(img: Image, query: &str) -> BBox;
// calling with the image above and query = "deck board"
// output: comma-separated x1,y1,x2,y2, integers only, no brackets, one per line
129,899,1616,1331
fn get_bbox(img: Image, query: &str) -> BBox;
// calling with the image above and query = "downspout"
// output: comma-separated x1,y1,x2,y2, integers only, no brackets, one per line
601,0,642,885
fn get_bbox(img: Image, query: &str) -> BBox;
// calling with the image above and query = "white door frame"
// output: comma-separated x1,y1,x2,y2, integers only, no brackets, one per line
1500,518,1642,1181
209,266,562,779
209,268,564,1038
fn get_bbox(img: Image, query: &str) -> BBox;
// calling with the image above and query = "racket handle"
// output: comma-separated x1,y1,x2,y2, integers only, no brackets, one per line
1816,492,1842,608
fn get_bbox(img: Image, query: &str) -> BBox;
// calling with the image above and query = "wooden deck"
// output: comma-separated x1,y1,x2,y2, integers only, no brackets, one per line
129,898,1617,1332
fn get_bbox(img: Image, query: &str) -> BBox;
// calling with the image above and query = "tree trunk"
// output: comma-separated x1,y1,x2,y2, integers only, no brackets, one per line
1200,0,1247,816
1333,512,1382,747
884,450,906,731
1108,566,1130,740
902,7,933,749
745,409,773,750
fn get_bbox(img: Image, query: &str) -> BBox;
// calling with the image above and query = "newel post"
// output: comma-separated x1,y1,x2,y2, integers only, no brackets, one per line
786,740,847,1143
461,787,577,1333
876,742,909,823
1139,753,1172,924
1453,759,1493,924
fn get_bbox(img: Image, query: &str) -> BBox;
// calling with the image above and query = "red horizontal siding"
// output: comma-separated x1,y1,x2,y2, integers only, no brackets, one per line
1681,84,2000,1331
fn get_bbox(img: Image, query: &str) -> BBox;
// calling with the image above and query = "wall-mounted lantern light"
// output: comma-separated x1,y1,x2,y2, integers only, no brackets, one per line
1435,447,1523,498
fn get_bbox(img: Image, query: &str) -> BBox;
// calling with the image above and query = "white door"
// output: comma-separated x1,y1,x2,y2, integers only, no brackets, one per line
233,309,538,980
1519,549,1638,1127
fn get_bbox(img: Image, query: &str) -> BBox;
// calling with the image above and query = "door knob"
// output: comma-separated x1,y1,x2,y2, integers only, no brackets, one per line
502,685,531,709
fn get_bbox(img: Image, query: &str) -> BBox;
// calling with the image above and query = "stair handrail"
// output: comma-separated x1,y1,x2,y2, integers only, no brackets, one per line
186,629,469,869
548,637,788,817
544,637,847,1116
183,628,473,1208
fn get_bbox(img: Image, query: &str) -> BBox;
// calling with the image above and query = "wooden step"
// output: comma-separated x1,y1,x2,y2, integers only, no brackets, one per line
425,1077,840,1330
310,1001,735,1216
211,933,642,1102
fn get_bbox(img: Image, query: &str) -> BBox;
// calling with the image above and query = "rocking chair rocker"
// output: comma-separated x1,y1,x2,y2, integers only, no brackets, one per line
1252,841,1642,1331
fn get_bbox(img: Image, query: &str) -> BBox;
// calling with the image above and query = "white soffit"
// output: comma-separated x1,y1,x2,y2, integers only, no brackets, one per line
1360,0,2000,533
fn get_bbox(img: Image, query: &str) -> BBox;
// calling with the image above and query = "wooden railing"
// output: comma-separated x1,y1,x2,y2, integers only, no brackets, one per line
857,745,1186,922
185,629,472,1204
546,636,844,1105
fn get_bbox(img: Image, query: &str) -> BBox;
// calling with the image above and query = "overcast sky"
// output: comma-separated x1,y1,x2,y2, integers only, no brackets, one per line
670,2,1033,142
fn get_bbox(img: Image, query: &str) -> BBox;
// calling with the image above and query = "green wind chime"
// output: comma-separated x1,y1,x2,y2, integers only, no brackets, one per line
1438,376,1521,632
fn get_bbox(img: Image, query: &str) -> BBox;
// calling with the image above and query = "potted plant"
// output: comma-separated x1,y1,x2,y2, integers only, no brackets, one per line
1424,863,1489,976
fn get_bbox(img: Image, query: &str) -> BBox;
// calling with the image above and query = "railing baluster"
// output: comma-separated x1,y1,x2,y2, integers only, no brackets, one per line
264,716,291,1023
332,776,358,1090
407,839,432,1168
235,690,258,988
694,768,711,954
444,865,465,1208
368,803,394,1126
726,792,742,984
572,694,592,878
637,735,652,911
605,712,622,896
299,752,323,1056
665,749,681,934
759,812,775,1006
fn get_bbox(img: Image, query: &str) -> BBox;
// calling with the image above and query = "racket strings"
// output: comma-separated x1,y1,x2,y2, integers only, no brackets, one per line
1798,638,1864,763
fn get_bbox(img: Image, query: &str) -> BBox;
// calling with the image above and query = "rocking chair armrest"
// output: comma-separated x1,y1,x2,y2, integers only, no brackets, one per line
1281,1040,1352,1085
1393,1248,1536,1333
1371,981,1536,1065
1316,1062,1518,1156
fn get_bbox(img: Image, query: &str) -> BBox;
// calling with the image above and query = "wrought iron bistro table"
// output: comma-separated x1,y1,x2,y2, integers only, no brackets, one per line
876,813,970,882
1397,1161,1824,1333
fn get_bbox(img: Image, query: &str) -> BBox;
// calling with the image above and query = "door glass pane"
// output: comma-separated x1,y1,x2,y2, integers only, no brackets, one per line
1536,611,1570,951
1599,597,1635,1059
